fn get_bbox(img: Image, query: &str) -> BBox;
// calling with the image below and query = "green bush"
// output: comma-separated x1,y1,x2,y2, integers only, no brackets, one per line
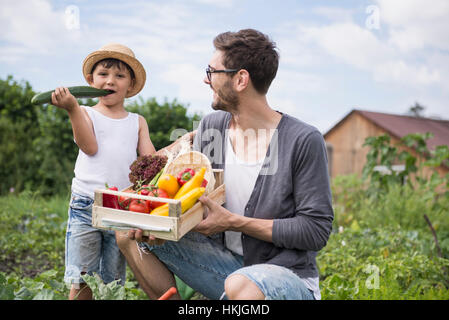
319,133,449,300
318,228,449,300
0,76,41,194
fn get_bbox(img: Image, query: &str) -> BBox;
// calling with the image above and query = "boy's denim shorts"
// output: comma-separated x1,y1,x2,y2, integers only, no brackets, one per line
64,192,126,288
139,232,315,300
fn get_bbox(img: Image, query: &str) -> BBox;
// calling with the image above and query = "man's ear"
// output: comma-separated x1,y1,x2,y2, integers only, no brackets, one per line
234,69,250,92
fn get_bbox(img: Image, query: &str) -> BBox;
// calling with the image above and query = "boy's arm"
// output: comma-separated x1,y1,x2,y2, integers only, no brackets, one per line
51,87,98,156
137,115,157,156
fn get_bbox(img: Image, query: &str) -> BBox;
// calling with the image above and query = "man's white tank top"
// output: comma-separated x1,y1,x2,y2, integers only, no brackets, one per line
71,106,139,198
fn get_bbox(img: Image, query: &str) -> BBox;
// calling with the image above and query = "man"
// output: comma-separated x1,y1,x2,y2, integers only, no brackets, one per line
116,29,334,300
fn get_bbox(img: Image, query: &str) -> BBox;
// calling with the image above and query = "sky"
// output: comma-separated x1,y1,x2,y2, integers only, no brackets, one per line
1,0,448,134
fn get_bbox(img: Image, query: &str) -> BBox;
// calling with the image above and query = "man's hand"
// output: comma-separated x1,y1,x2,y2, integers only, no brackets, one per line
127,229,166,246
51,87,79,112
155,130,197,157
184,130,197,145
193,195,233,236
196,195,274,243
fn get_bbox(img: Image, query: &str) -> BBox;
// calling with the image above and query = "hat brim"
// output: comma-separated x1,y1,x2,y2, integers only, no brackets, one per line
82,50,146,98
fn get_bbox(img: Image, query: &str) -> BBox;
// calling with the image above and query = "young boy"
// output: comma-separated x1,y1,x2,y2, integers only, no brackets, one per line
51,43,187,300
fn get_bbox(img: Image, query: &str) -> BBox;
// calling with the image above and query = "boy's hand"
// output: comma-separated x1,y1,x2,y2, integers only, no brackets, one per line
51,87,79,112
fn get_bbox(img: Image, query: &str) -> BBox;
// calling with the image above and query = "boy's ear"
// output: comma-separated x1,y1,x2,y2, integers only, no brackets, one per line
127,78,136,93
86,74,94,85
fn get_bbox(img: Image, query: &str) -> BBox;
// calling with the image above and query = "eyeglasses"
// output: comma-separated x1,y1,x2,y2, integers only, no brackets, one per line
206,65,239,82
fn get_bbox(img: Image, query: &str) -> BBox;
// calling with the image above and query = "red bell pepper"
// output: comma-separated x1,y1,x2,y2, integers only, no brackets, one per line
177,168,195,186
103,184,120,209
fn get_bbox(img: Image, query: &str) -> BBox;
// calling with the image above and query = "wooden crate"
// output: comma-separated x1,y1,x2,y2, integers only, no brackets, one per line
92,169,224,241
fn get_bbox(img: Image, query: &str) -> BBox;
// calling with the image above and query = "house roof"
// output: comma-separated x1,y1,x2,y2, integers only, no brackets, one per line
324,109,449,150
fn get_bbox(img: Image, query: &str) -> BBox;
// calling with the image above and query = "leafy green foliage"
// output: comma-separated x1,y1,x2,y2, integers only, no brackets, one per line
318,228,449,300
362,132,449,194
0,270,69,300
0,191,148,300
320,133,449,299
0,76,41,194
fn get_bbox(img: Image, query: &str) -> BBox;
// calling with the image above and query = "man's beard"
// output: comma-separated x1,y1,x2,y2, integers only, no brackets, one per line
211,80,239,113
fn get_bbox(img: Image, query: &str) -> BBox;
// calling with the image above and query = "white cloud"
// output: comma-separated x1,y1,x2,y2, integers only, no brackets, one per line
161,63,212,111
194,0,235,8
0,0,80,54
271,69,327,94
1,0,448,131
373,60,440,86
296,21,444,88
312,6,354,22
377,0,449,51
302,23,390,69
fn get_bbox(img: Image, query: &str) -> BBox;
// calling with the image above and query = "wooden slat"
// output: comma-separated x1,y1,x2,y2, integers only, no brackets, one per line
169,202,182,218
92,183,225,241
213,169,224,190
92,205,178,240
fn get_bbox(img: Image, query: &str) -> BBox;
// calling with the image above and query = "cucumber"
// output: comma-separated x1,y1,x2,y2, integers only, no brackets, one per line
31,86,113,104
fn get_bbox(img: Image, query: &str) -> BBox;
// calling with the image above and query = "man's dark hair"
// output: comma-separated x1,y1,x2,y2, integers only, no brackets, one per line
213,29,279,94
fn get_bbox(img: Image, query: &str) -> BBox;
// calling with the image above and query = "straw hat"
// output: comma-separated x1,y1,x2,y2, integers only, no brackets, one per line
82,43,146,98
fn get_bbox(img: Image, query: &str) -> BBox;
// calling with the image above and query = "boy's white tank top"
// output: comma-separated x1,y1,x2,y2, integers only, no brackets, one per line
71,106,139,198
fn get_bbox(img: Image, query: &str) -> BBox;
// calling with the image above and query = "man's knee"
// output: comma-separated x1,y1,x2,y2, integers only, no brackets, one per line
224,274,265,300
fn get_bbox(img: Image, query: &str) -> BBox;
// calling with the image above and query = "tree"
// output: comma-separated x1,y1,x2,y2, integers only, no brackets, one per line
408,102,426,118
0,76,40,194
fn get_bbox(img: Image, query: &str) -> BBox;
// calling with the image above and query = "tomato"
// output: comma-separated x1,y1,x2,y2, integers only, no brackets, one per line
147,188,170,209
103,185,120,209
118,189,135,210
129,199,150,213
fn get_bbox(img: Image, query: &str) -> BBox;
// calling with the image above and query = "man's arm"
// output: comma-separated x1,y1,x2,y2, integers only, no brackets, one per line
272,131,334,251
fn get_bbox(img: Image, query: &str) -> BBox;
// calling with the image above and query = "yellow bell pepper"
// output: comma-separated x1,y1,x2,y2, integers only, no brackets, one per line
150,187,206,216
157,173,180,198
173,167,206,200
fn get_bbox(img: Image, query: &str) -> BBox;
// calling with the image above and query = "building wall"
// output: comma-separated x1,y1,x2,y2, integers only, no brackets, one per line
325,112,385,178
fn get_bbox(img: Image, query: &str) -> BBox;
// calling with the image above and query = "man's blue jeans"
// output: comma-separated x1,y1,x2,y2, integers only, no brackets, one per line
139,232,315,300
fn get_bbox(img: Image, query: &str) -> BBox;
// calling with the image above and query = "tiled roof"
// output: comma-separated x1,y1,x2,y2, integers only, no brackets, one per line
325,109,449,150
357,110,449,149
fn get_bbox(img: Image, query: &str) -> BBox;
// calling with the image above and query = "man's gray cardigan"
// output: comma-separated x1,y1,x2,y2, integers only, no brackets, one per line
193,110,334,278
